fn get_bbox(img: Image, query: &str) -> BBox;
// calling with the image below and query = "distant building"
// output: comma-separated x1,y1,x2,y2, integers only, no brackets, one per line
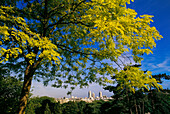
99,91,102,98
55,90,112,104
92,92,95,99
88,91,92,98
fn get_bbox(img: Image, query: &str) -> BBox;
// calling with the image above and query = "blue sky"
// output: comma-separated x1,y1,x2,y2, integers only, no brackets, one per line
129,0,170,74
130,0,170,89
32,0,170,98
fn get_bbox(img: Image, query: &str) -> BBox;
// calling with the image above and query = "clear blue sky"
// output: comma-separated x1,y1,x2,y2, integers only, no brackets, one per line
32,0,170,98
129,0,170,75
129,0,170,90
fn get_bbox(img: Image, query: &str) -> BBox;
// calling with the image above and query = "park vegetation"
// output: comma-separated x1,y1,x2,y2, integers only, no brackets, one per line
24,88,170,114
0,0,164,113
0,73,169,114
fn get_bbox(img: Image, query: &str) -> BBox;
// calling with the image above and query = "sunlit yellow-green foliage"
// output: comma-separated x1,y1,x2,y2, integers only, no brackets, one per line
0,0,162,91
0,6,61,65
115,67,162,92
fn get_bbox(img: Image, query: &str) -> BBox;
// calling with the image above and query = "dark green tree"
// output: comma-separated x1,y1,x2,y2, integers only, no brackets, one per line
53,102,62,114
84,100,103,114
62,101,79,114
0,75,22,114
77,101,87,114
104,65,143,114
25,96,60,114
147,73,170,114
105,72,170,114
44,103,51,114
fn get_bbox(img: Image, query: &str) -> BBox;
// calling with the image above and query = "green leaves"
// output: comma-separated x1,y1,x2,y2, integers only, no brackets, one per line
0,6,61,65
115,66,162,92
0,76,22,113
0,0,162,92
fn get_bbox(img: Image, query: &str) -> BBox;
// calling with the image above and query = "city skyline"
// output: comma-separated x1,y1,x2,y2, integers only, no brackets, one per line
55,90,112,104
31,81,113,98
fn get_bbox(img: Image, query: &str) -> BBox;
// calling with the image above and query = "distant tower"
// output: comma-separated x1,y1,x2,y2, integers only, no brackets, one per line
99,91,102,98
92,92,95,98
88,91,92,98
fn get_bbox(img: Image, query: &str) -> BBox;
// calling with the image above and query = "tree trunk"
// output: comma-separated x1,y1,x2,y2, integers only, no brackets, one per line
18,65,35,114
150,88,155,113
134,99,138,114
142,101,144,114
126,90,132,114
138,104,141,114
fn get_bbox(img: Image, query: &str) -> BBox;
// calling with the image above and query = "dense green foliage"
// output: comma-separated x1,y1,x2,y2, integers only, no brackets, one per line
0,75,22,114
26,72,170,114
24,92,169,114
25,96,62,114
1,85,169,114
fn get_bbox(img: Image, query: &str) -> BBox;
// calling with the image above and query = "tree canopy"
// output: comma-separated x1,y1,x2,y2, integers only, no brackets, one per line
0,0,163,113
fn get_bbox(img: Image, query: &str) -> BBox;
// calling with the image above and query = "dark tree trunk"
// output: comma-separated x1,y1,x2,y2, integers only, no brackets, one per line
126,90,132,114
18,56,41,114
18,65,35,114
150,88,155,113
134,99,138,114
141,101,144,114
138,104,141,114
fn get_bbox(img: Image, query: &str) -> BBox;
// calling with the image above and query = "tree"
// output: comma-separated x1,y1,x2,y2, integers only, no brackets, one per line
104,65,155,114
0,75,22,114
44,103,51,114
25,96,59,114
105,72,170,114
0,0,163,113
62,101,79,114
77,101,87,114
84,100,102,114
147,73,170,114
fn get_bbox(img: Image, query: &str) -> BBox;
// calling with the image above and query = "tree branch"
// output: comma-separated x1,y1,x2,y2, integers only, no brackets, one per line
48,0,87,33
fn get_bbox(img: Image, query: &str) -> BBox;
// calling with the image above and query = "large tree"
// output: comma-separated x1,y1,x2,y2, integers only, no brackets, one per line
0,0,162,113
